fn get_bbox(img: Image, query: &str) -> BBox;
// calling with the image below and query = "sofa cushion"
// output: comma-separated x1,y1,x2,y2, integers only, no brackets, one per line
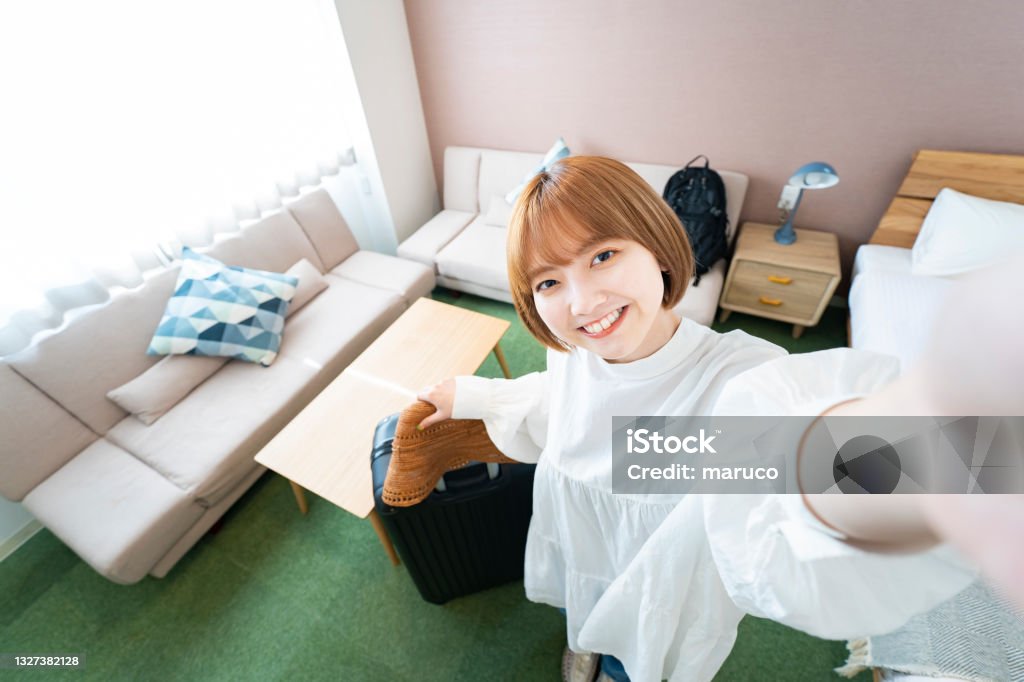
483,195,514,227
330,252,435,305
673,259,726,327
7,266,180,434
286,188,359,271
147,247,298,366
443,147,482,213
106,354,318,507
478,149,547,218
276,275,405,377
21,438,204,584
435,217,510,293
396,209,476,270
204,210,325,274
0,363,98,501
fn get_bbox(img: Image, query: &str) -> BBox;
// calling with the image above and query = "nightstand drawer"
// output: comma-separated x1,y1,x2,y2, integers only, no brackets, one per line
723,260,833,320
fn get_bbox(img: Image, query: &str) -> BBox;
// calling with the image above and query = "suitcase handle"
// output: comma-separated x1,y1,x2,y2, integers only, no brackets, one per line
435,462,500,492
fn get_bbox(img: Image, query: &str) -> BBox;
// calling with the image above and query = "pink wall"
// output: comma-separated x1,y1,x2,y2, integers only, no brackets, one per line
403,0,1024,291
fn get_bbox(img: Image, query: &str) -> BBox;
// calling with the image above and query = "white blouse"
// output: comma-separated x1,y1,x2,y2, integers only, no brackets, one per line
451,317,975,682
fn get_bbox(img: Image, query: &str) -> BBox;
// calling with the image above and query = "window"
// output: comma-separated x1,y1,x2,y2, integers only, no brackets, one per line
0,0,357,354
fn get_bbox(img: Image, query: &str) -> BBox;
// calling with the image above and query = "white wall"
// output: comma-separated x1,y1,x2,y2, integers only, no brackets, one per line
0,496,39,562
332,0,439,251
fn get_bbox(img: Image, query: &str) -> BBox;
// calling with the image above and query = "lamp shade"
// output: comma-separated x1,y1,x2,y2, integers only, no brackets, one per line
788,162,840,189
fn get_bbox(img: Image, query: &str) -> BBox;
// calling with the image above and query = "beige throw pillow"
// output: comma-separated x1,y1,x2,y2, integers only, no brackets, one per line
287,258,329,313
107,354,228,425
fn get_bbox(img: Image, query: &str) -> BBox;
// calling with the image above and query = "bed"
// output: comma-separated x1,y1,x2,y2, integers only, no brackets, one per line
848,149,1024,373
845,149,1024,682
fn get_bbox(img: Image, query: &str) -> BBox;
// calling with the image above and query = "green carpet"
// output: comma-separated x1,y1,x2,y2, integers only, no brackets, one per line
0,289,868,681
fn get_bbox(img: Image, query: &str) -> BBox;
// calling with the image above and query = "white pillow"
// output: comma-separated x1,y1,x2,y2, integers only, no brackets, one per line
287,258,329,314
483,195,515,227
912,188,1024,276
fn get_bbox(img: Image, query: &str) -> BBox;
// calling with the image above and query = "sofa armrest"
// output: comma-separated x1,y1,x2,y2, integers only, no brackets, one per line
397,210,476,271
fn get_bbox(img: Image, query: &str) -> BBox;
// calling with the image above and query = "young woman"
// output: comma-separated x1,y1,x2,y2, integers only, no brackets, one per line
416,156,1020,682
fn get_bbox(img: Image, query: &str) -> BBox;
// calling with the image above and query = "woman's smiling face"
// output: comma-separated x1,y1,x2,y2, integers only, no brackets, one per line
529,236,680,363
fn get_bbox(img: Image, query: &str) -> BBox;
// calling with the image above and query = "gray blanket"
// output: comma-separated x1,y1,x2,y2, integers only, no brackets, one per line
835,581,1024,682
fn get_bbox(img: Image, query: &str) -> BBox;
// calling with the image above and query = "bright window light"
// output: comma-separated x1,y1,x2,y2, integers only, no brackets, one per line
0,0,355,348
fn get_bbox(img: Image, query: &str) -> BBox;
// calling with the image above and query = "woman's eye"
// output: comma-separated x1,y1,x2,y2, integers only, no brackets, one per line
592,250,616,265
535,279,557,292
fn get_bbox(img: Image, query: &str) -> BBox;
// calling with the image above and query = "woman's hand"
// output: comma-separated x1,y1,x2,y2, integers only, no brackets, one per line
812,252,1024,608
916,251,1024,417
416,378,456,430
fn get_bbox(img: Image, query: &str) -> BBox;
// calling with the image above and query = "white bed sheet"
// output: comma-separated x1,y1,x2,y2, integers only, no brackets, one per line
849,245,954,375
851,243,915,280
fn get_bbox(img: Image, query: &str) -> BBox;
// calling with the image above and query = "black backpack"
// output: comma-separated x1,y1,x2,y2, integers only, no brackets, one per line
662,155,729,286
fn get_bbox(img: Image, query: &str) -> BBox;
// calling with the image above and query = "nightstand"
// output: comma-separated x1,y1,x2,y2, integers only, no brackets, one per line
718,222,841,339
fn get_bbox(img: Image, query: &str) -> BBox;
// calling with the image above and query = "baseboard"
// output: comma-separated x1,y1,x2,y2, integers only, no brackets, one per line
0,519,43,562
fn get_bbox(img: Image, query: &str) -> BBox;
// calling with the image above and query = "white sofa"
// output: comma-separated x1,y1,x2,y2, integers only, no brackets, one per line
398,146,749,326
0,189,434,584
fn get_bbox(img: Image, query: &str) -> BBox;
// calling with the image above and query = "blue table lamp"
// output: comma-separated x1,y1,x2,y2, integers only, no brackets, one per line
774,162,840,245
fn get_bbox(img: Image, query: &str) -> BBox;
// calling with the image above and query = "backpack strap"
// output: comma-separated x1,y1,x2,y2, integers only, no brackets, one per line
685,154,710,169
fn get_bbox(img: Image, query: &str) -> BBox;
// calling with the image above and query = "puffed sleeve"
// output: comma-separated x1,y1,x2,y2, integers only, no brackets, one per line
449,353,553,463
703,348,978,639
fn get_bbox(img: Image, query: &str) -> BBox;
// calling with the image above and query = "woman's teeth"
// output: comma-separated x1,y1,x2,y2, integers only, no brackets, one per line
582,307,623,334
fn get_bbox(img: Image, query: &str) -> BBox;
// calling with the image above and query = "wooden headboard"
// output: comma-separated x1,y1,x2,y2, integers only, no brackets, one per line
869,149,1024,248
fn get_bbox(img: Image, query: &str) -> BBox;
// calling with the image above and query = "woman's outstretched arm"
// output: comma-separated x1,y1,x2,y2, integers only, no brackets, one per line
799,251,1024,606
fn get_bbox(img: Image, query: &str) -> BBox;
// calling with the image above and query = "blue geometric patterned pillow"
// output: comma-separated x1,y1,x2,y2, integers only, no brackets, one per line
147,247,299,366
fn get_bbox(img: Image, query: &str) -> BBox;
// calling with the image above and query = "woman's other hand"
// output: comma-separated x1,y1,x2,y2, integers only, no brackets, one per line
918,250,1024,417
416,378,456,430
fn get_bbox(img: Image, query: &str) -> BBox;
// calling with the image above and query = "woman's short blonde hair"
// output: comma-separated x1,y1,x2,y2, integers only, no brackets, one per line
507,155,695,352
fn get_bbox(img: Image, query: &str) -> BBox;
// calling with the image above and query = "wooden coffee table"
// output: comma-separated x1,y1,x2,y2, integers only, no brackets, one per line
254,298,512,565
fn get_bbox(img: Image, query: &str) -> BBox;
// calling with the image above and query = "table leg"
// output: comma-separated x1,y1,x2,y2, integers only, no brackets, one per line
718,308,732,324
289,480,309,515
792,324,805,339
368,508,401,566
492,341,512,379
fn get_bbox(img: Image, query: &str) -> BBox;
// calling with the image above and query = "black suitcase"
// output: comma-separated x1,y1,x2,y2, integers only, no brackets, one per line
370,412,536,604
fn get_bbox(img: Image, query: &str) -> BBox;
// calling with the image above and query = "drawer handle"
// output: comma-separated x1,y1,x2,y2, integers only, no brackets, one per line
767,275,792,285
759,296,783,306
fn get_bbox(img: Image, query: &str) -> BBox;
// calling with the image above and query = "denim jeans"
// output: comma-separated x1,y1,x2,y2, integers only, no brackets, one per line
598,653,630,681
558,608,630,682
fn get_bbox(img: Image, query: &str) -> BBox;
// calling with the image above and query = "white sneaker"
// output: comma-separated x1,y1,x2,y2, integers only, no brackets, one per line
561,645,600,682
